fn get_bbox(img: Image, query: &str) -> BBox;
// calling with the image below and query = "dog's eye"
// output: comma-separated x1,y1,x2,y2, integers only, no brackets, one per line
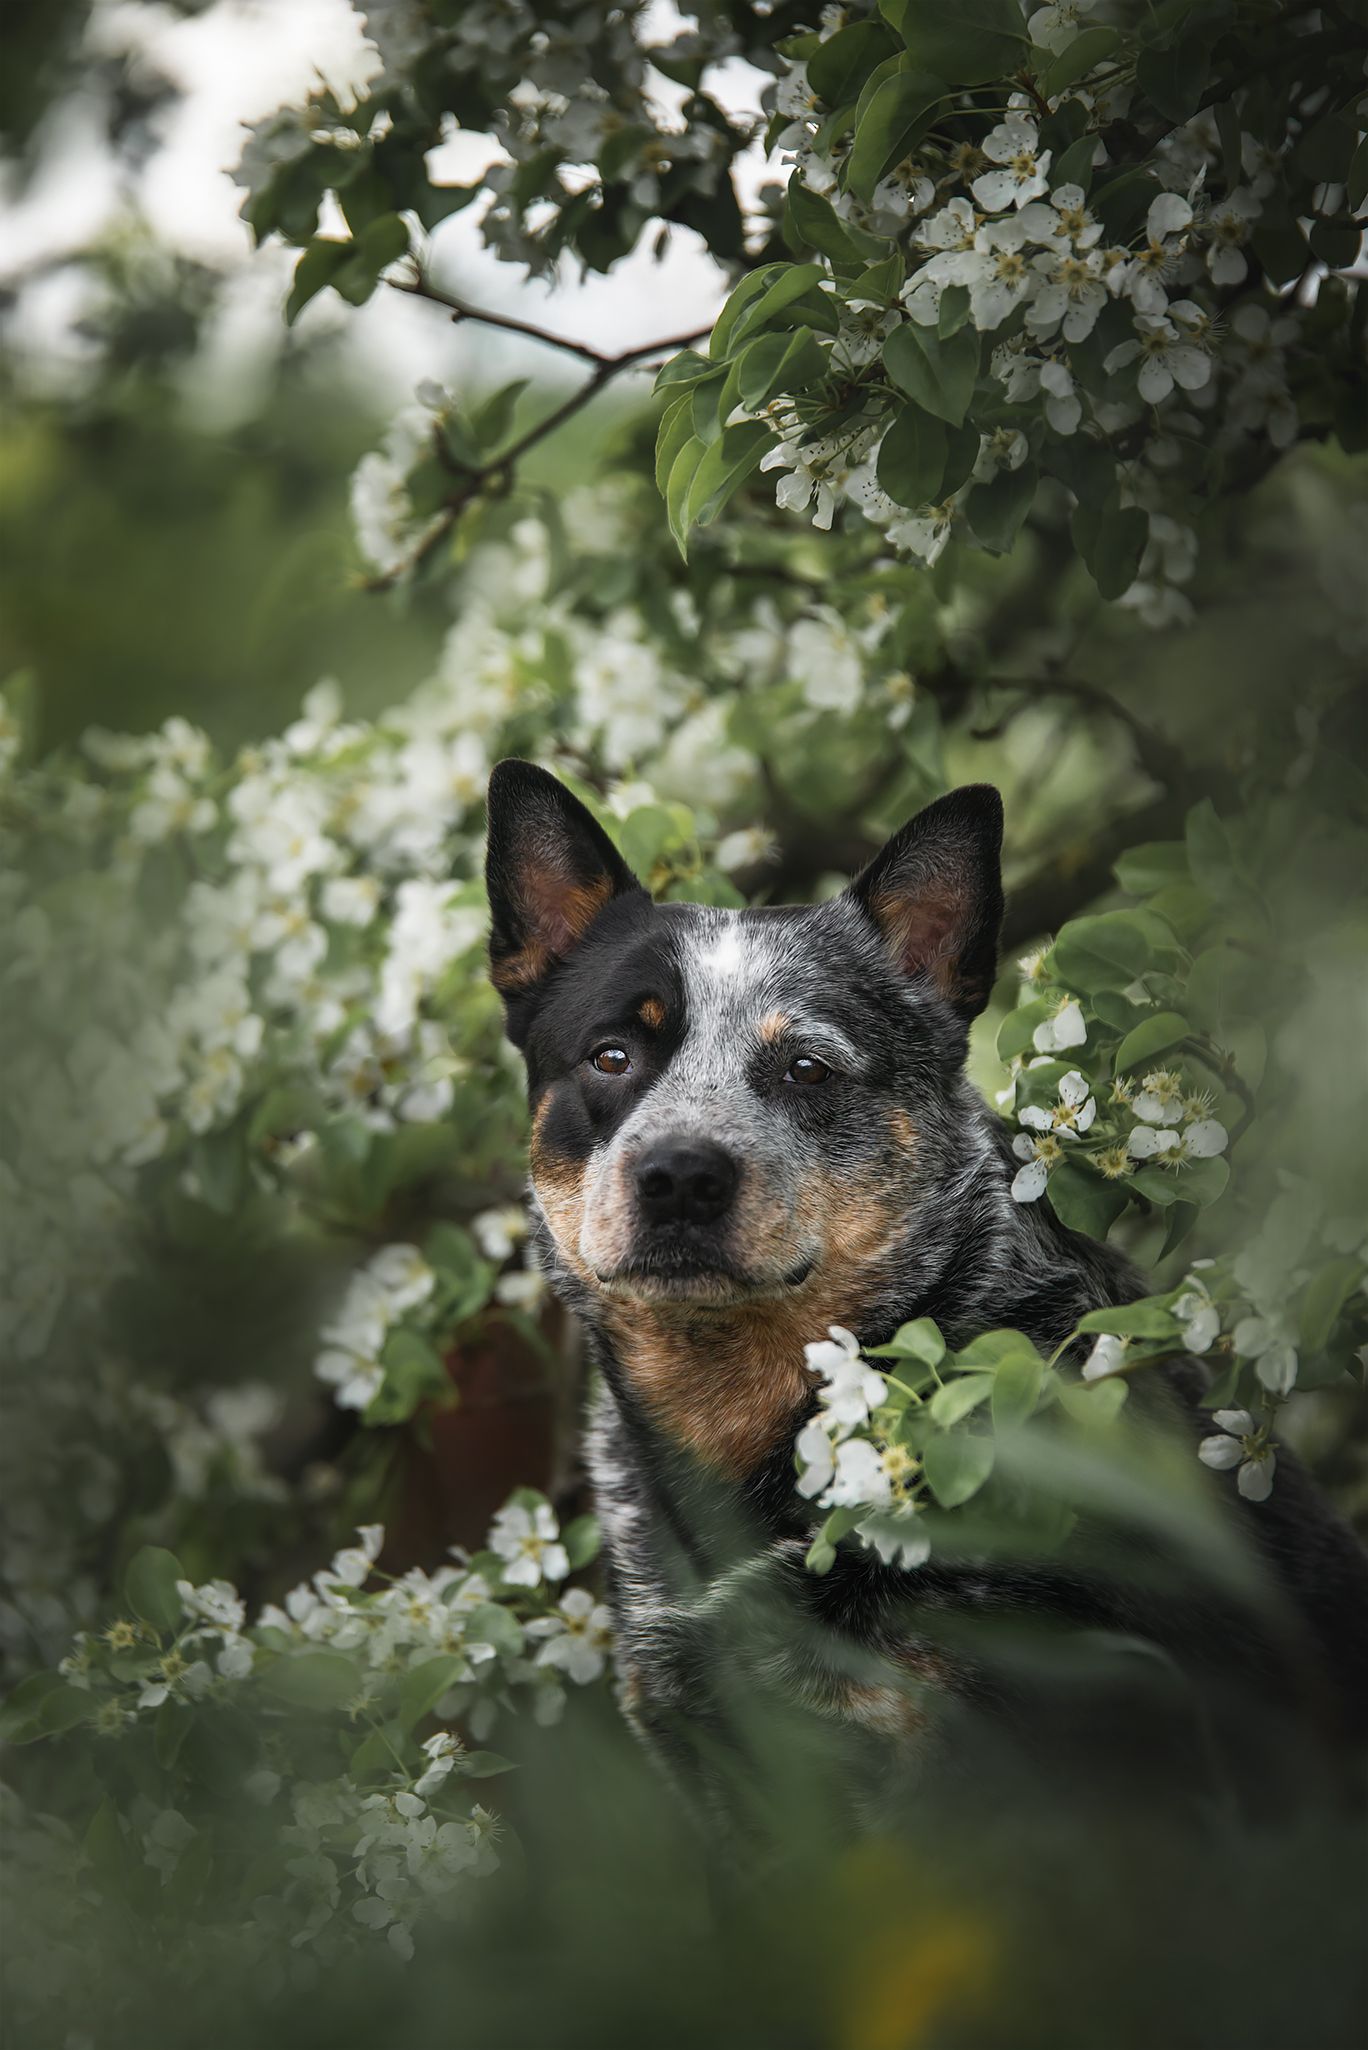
590,1046,632,1076
784,1055,830,1086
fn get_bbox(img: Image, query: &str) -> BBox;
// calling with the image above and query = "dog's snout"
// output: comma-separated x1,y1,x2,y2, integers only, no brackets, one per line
634,1139,738,1227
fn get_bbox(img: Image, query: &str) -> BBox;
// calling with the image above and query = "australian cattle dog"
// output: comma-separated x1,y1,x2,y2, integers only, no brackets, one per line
484,758,1368,1812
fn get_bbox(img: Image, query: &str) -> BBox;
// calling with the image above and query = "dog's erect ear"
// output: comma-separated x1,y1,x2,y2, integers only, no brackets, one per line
843,784,1004,1020
485,760,644,1004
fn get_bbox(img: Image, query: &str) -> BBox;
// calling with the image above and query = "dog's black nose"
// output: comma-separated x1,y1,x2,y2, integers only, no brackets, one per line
634,1139,738,1226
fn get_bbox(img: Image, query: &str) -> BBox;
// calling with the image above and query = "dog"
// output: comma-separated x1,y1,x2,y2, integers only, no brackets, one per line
484,759,1368,1812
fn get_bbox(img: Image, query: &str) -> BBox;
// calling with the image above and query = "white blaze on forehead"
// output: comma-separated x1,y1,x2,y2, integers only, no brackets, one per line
702,923,746,978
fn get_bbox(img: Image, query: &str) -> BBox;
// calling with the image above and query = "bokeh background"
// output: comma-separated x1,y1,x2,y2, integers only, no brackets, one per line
2,4,1367,2046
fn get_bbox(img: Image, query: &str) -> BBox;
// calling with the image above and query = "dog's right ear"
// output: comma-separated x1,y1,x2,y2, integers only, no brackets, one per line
485,760,644,1022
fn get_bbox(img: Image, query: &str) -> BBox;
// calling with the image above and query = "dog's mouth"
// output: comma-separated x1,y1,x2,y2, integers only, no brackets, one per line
594,1243,815,1307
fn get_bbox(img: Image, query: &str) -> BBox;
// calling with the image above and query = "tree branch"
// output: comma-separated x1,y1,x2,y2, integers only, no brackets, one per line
363,309,715,590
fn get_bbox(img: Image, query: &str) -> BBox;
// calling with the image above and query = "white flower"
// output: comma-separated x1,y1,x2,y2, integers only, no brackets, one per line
760,431,873,533
1039,357,1082,434
1173,1286,1220,1354
1133,1069,1186,1125
1028,0,1096,54
129,767,216,844
1019,1068,1097,1138
1018,184,1103,251
1010,1130,1063,1203
796,1418,836,1498
471,1206,527,1262
528,1586,613,1685
489,1502,569,1588
1082,1333,1129,1380
1025,244,1107,341
714,826,778,875
1032,997,1086,1053
786,610,865,714
1116,192,1193,315
1232,1316,1298,1395
805,1326,887,1437
824,1436,893,1509
971,117,1052,212
1177,1118,1229,1161
322,874,382,927
886,500,957,566
177,1578,245,1634
1127,1123,1180,1161
1197,1408,1276,1501
1203,187,1260,285
367,1243,435,1313
1106,312,1211,404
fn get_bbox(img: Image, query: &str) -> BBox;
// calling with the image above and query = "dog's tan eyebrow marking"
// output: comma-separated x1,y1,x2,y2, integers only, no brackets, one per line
756,1009,791,1044
637,995,666,1030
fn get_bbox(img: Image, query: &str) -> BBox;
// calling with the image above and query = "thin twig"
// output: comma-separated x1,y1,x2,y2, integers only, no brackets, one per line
364,293,716,589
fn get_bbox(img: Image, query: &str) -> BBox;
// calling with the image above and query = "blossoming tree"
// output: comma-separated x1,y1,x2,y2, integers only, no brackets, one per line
2,0,1366,2010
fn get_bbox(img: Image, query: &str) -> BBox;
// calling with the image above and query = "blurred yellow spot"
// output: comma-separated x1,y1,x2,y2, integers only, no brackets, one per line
833,1842,999,2050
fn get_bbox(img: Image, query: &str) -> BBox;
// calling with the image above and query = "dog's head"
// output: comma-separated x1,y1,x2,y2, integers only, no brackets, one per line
485,761,1004,1328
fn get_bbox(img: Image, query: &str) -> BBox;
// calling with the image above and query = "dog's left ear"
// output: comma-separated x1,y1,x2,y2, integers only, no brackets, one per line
843,784,1004,1020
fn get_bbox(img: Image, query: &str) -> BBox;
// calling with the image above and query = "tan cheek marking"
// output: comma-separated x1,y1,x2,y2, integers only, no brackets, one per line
757,1009,791,1045
528,1095,593,1280
889,1108,918,1155
637,995,666,1030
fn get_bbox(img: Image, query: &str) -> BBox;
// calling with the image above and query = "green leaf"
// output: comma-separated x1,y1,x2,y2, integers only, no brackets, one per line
734,326,827,412
992,1352,1043,1432
683,421,772,539
654,348,718,394
259,1651,359,1712
881,0,1026,85
462,1750,518,1779
655,392,696,498
1114,1011,1190,1074
561,1514,601,1570
807,19,898,106
1045,1160,1129,1239
966,462,1037,554
876,406,947,508
285,239,351,325
1135,34,1213,123
937,283,970,338
997,998,1052,1061
155,1700,193,1769
883,321,980,427
785,178,887,263
464,1603,524,1658
806,1537,837,1575
398,1655,467,1731
1113,840,1189,895
1041,26,1121,99
1072,493,1148,601
665,435,705,554
125,1546,186,1637
1051,133,1098,194
923,1430,996,1509
1298,1258,1363,1355
870,1316,946,1367
928,1373,994,1427
846,70,946,202
1077,1301,1182,1340
0,1671,67,1744
1049,909,1178,994
713,263,809,358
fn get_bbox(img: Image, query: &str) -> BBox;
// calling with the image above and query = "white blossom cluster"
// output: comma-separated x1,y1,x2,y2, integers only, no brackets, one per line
795,1326,931,1569
1009,1060,1228,1206
43,1497,611,1964
760,4,1312,616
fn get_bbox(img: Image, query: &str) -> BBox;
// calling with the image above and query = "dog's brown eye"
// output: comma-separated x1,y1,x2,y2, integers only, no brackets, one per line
591,1046,632,1076
785,1055,830,1086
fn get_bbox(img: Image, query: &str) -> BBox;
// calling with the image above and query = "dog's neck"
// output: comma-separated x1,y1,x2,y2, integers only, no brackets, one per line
535,1094,1138,1484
